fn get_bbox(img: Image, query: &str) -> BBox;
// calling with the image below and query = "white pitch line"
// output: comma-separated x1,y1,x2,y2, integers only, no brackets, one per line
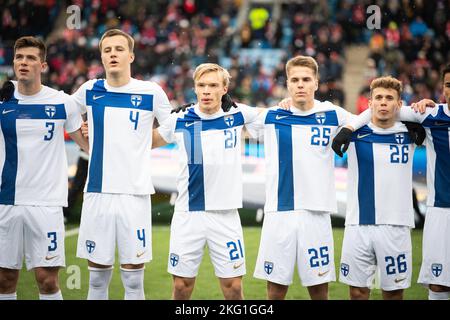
65,228,79,237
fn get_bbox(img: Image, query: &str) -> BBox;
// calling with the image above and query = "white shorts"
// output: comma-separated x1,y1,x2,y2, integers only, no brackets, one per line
76,193,152,265
339,224,412,291
0,205,65,270
253,210,336,287
167,209,246,278
418,207,450,287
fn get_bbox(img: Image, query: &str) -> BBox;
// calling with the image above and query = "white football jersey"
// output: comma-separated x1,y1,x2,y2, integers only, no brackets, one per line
346,122,415,227
157,103,259,211
72,78,171,195
246,100,355,213
398,104,450,208
0,82,81,206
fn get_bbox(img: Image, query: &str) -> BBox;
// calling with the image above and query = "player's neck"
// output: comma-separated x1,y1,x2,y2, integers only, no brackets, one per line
292,99,314,112
106,72,131,87
199,104,221,115
372,117,396,129
17,80,42,96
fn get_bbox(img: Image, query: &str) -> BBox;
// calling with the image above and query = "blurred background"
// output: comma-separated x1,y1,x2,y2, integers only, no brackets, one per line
1,0,449,225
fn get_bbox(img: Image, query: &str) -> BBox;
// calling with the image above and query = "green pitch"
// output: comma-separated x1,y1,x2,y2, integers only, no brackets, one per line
15,226,427,300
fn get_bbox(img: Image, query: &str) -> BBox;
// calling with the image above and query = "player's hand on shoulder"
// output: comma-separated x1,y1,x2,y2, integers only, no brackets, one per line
331,127,353,157
81,121,89,138
221,93,238,112
402,121,426,146
171,102,194,114
278,97,292,110
0,80,14,102
410,99,435,114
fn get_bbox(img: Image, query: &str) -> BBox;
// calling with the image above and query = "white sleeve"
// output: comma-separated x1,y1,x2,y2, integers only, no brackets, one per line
245,109,266,139
157,114,177,144
334,106,355,127
153,85,172,124
71,81,90,114
345,108,371,130
397,106,429,123
64,95,82,133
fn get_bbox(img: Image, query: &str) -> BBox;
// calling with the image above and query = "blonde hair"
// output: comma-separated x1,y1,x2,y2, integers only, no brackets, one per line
285,55,319,78
99,29,134,52
370,76,402,98
193,63,231,87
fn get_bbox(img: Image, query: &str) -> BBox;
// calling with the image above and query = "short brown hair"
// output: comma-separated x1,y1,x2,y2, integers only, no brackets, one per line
193,63,231,87
99,29,134,52
285,55,319,78
370,76,403,99
14,36,46,61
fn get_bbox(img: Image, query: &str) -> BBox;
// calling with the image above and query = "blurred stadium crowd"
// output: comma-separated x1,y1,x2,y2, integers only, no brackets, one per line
1,0,449,110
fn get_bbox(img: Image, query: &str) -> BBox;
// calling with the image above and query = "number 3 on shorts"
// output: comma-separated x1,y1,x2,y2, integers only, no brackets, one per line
47,232,57,251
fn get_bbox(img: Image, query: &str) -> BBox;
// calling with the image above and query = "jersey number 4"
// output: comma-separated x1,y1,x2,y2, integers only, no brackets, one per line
130,111,140,130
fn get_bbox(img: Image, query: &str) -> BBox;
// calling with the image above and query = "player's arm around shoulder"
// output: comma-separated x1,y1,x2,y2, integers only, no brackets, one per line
398,99,436,123
70,79,96,114
237,103,267,140
152,113,178,149
64,93,89,153
151,82,173,125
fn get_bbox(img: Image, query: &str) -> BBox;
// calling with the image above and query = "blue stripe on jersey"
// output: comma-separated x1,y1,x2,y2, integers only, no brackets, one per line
86,90,154,111
354,141,376,224
0,103,18,204
429,127,450,207
421,105,450,129
86,80,106,192
13,104,66,120
275,123,294,211
175,109,245,131
86,105,105,192
351,125,412,144
175,123,205,211
265,109,339,126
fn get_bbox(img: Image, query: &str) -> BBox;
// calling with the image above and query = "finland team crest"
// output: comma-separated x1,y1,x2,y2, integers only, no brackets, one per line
315,112,326,124
45,105,56,118
86,240,96,254
340,263,349,277
431,263,443,277
395,133,405,144
170,253,179,267
264,261,274,275
224,115,234,127
131,95,142,107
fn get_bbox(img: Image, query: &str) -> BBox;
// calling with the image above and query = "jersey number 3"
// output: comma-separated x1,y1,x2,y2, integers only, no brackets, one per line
44,122,55,141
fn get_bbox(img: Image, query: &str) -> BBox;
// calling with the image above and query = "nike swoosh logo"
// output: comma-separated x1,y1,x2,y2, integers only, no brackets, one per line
233,262,244,269
318,270,330,277
136,251,146,258
2,109,15,115
394,277,406,283
357,133,371,139
93,95,105,100
45,255,59,261
434,122,447,126
276,115,288,120
185,122,196,127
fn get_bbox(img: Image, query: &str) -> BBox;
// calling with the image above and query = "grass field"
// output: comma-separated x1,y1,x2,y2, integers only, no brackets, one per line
15,225,427,300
